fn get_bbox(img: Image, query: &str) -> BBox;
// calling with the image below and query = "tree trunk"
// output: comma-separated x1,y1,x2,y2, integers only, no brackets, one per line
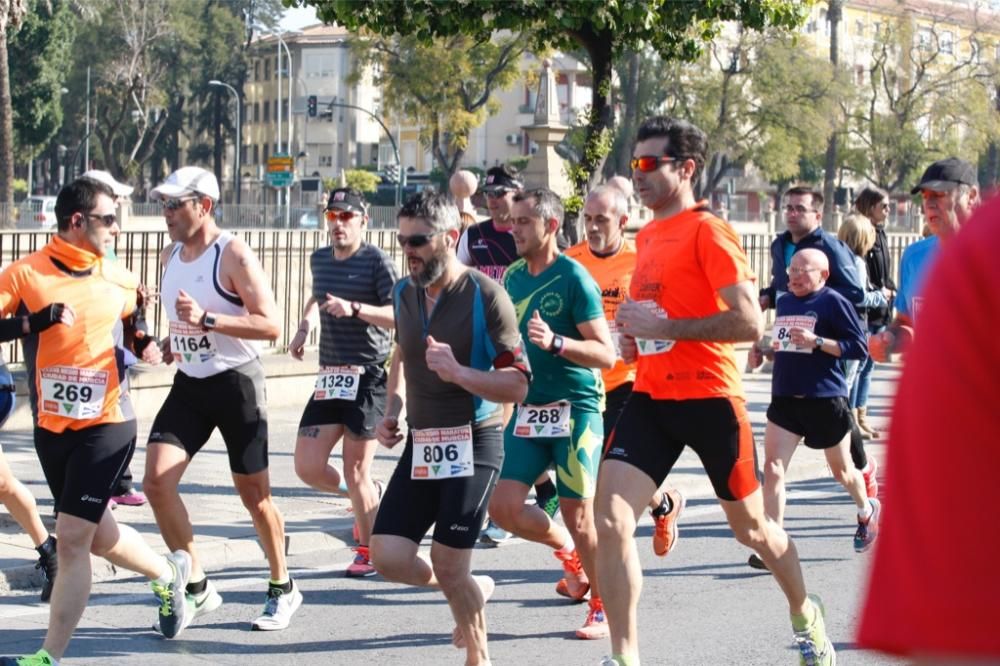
611,50,640,178
822,0,843,230
576,32,614,193
0,35,14,227
986,141,999,190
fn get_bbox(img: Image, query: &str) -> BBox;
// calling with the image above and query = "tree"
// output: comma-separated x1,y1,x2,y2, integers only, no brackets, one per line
1,0,28,226
304,0,806,195
349,31,529,177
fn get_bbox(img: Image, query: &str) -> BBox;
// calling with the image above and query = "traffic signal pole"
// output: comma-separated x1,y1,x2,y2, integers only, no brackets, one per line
326,100,403,207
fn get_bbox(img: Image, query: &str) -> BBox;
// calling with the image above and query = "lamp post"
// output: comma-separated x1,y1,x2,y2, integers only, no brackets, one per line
327,100,403,207
209,80,242,205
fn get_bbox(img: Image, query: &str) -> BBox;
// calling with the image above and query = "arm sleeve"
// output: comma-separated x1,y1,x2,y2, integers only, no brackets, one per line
484,281,530,378
0,317,26,343
829,240,865,307
457,228,473,266
699,218,756,293
571,265,606,326
833,296,869,361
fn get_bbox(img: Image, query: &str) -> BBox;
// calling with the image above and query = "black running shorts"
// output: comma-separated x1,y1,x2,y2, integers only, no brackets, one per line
148,360,269,475
373,424,502,549
35,420,137,523
602,381,633,451
766,396,853,450
298,365,387,439
604,392,761,501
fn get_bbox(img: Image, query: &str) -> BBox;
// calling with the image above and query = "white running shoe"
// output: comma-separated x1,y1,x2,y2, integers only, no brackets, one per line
251,580,303,631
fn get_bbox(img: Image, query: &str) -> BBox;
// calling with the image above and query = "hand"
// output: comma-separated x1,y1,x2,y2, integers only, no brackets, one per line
175,289,205,327
617,299,667,340
138,334,162,365
28,303,75,333
159,337,174,365
747,343,764,370
376,416,404,448
526,310,554,351
289,329,307,360
619,334,637,364
425,334,464,384
321,293,352,318
789,326,817,349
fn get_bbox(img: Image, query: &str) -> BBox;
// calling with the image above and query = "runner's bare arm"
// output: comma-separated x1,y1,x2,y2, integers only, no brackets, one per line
289,296,319,360
208,238,281,340
620,280,763,343
319,294,394,329
526,310,615,369
425,335,528,404
376,346,405,447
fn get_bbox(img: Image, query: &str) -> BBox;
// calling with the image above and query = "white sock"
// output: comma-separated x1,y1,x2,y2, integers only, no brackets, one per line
858,501,873,520
556,534,575,554
153,559,173,586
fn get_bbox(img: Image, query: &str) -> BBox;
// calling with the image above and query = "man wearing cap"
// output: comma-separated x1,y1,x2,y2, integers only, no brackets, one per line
142,166,300,635
289,187,398,577
870,158,980,361
456,164,523,283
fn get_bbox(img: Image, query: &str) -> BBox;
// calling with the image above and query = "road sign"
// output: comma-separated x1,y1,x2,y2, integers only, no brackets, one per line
267,153,295,188
267,171,294,187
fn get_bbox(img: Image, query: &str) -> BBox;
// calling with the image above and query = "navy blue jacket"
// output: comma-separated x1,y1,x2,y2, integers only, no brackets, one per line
760,226,864,309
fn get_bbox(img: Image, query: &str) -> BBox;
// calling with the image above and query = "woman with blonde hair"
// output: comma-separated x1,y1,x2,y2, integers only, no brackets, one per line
838,212,889,438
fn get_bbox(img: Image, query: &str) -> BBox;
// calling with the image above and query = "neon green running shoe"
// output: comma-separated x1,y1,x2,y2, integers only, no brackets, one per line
0,648,57,665
793,594,836,665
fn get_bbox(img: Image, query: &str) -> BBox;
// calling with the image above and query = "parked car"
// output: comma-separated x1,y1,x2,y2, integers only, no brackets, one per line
17,196,58,230
271,208,320,229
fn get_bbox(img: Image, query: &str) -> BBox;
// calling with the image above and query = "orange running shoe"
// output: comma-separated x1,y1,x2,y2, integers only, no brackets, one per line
575,597,609,640
553,548,590,601
862,456,878,500
651,488,685,557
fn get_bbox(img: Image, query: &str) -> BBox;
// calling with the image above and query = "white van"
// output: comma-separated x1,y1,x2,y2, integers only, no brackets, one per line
17,196,58,230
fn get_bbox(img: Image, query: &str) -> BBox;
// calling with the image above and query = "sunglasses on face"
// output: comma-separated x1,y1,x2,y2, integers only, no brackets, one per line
485,189,513,199
325,209,359,223
630,155,678,173
84,213,118,227
396,231,443,248
161,197,198,211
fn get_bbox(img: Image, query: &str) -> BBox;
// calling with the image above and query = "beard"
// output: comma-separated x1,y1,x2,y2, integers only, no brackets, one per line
410,246,448,287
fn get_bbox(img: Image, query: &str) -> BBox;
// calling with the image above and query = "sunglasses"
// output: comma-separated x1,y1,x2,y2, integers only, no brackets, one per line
396,231,444,248
161,197,198,211
325,209,360,222
630,155,679,173
84,213,118,227
485,189,513,199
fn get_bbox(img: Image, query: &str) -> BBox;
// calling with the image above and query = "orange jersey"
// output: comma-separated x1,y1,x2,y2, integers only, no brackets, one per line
0,236,139,432
630,204,755,400
565,239,636,392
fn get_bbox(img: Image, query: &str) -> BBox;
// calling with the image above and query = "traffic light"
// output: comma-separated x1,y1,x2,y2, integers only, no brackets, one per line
384,164,399,183
307,95,317,117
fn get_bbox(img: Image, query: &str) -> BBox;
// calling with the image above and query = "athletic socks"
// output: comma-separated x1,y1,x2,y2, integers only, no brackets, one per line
187,576,208,596
269,578,293,594
651,492,673,517
534,478,557,505
791,598,818,631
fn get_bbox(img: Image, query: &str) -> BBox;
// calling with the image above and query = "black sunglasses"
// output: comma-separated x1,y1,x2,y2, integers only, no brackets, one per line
396,231,444,248
83,213,118,227
161,197,199,211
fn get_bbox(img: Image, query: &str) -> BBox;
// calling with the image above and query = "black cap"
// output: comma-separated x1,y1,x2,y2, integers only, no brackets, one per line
326,187,367,213
910,158,977,195
480,166,523,195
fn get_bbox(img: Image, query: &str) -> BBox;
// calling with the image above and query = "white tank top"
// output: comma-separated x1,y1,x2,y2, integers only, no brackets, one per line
161,232,261,378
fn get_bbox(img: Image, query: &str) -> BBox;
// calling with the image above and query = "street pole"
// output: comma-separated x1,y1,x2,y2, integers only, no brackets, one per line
209,80,241,205
279,37,293,229
327,101,403,207
84,67,90,170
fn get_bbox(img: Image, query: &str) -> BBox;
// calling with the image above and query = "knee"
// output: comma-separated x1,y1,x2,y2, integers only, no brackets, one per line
829,465,852,486
594,506,634,545
730,517,769,550
764,458,786,483
486,496,517,529
239,485,275,517
0,472,12,499
431,557,466,594
293,455,324,488
370,543,404,581
142,470,174,501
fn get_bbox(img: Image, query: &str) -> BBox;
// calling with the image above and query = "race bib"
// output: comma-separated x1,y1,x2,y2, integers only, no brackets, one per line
771,315,817,353
514,401,571,438
40,366,108,420
314,365,362,401
635,300,675,356
170,321,217,364
411,424,474,480
608,319,623,358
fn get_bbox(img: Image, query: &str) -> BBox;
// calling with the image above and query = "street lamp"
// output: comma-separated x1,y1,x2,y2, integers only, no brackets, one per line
254,24,299,227
327,100,404,207
209,79,242,205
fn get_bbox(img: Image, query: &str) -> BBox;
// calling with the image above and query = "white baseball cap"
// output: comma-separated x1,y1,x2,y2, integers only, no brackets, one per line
82,169,134,197
150,166,220,201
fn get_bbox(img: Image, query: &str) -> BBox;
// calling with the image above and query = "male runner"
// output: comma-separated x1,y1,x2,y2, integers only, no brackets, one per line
595,116,834,666
289,187,397,577
565,186,684,559
0,177,190,666
490,187,616,640
371,190,529,666
142,167,300,634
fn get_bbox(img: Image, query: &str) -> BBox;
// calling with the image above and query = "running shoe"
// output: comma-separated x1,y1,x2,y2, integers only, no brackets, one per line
747,553,770,571
793,594,836,666
0,649,56,665
479,519,512,546
862,456,878,500
152,579,223,635
554,548,590,601
151,550,192,639
251,580,303,631
854,498,882,553
110,488,147,506
651,488,685,557
346,546,377,577
35,535,57,603
536,493,560,519
575,597,609,640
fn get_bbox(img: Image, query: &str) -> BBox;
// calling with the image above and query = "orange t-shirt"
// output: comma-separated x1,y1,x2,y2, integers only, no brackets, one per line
0,236,138,432
630,205,755,400
564,239,636,392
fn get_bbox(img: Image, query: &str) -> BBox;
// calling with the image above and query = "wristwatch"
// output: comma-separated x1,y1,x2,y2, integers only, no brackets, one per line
549,334,565,356
350,301,362,318
201,312,218,331
814,336,825,350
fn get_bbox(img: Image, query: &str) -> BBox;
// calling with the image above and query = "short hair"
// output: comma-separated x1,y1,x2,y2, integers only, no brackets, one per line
397,189,460,233
635,116,708,182
586,185,629,220
838,212,876,257
853,187,888,219
512,187,564,226
56,177,115,232
785,185,824,210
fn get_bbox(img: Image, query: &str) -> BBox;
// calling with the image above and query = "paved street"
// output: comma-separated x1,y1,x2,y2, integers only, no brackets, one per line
0,364,903,664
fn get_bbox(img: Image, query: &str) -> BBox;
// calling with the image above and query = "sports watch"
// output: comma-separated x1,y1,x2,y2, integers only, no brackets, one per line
549,334,565,356
351,301,362,318
814,336,825,350
201,312,218,331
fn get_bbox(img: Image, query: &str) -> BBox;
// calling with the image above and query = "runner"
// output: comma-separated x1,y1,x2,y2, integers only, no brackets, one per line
0,177,190,666
565,186,684,559
749,249,879,571
142,166,300,634
288,187,397,577
596,116,834,666
370,190,529,666
489,187,616,640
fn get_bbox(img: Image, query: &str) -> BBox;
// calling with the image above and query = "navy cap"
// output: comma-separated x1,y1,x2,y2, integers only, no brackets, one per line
326,187,367,214
480,166,523,195
911,158,977,195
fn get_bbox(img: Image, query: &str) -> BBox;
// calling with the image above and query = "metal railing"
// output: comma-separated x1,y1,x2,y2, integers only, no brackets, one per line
0,229,920,365
127,203,399,230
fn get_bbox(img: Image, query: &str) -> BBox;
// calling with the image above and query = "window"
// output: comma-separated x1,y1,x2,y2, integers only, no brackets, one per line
304,54,335,78
918,27,933,51
941,31,954,54
874,22,881,37
263,100,270,123
253,103,259,123
971,38,981,62
855,64,865,85
264,58,270,80
855,19,864,37
319,154,333,167
262,144,269,164
254,61,260,81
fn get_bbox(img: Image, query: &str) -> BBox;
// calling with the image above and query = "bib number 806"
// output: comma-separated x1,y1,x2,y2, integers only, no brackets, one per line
422,444,460,464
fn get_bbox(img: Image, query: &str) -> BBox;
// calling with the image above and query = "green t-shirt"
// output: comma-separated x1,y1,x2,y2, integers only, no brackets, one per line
503,254,605,413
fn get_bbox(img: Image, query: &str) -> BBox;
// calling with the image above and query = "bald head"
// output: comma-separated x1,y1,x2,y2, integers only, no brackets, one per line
606,175,633,199
795,248,828,272
788,248,829,296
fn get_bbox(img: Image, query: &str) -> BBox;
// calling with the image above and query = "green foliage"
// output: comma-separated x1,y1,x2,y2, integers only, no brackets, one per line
12,178,27,198
343,169,381,193
506,156,530,172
